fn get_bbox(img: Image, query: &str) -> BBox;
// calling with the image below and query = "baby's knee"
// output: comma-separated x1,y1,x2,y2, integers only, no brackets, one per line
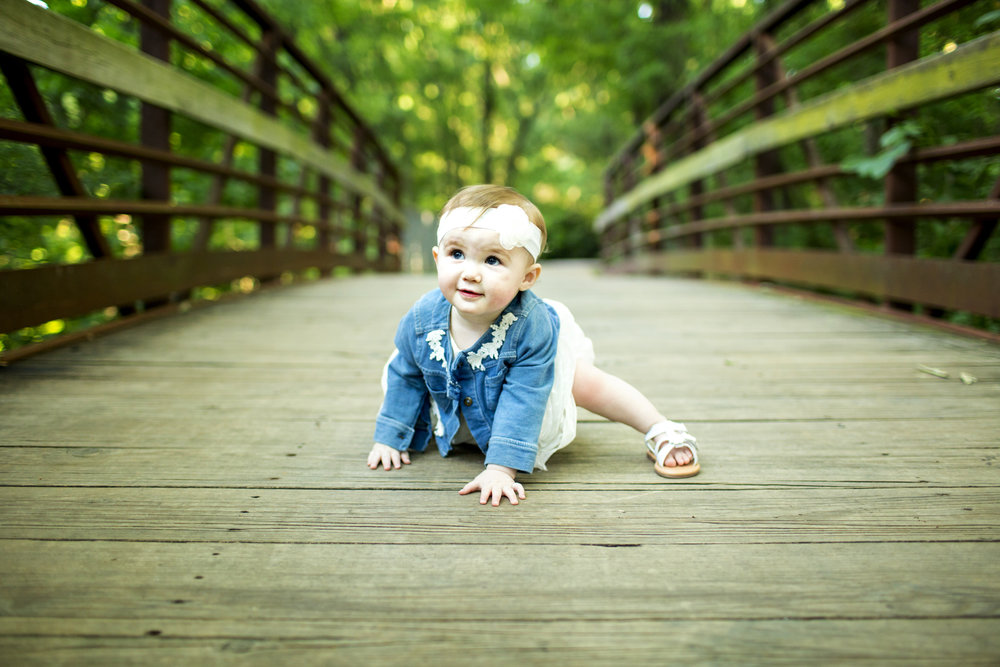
572,360,602,403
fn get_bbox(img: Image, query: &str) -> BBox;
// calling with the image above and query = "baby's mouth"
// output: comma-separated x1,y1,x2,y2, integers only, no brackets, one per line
458,288,482,298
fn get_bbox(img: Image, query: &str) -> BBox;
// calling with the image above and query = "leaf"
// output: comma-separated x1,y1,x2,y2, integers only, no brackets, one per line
841,122,920,179
841,140,911,179
975,9,1000,28
879,121,920,148
917,364,950,379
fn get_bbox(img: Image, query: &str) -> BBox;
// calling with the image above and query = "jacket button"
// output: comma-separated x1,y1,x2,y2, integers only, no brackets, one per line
463,397,473,407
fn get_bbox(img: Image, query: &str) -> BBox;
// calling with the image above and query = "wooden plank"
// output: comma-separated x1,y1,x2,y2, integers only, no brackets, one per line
0,540,997,662
1,388,996,427
0,0,403,223
640,201,1000,238
0,118,340,203
1,485,998,544
633,248,1000,317
2,418,998,488
2,363,995,402
0,250,377,332
0,194,333,222
1,540,998,620
596,30,1000,228
0,621,997,664
2,352,997,382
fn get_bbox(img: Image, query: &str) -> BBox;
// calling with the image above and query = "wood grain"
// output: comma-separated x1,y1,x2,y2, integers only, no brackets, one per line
1,262,999,663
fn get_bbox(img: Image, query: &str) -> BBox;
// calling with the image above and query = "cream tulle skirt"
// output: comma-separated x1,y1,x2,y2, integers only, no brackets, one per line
533,299,594,470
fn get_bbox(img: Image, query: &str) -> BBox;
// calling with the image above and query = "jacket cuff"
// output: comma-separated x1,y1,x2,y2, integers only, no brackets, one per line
374,414,415,451
484,437,537,474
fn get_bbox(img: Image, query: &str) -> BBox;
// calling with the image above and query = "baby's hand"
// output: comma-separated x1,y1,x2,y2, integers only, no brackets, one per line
459,464,525,506
367,442,410,470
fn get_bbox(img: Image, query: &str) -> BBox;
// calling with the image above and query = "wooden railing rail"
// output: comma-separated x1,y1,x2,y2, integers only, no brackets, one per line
0,0,403,348
597,0,1000,323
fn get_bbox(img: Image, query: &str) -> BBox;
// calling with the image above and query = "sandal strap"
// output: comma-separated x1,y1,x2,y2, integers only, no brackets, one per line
645,420,699,466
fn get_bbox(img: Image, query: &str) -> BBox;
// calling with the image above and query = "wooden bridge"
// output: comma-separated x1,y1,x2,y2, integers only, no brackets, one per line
2,0,1000,663
2,262,999,662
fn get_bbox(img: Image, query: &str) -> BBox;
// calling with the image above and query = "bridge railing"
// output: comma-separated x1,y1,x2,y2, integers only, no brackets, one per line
597,0,1000,324
0,0,403,358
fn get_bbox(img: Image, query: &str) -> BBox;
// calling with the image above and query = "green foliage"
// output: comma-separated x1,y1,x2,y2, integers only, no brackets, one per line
2,0,769,268
974,8,1000,29
841,121,922,180
253,0,764,257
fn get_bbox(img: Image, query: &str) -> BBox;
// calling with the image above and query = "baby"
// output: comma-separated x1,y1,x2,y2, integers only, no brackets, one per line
367,185,699,506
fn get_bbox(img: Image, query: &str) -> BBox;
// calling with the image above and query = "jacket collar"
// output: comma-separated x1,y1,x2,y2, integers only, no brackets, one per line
412,288,538,336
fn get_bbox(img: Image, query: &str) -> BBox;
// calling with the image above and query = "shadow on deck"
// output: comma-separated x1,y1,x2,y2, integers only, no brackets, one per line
1,261,999,663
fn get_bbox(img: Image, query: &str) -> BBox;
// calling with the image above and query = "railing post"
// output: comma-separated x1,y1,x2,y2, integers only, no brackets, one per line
752,32,782,249
350,126,368,262
313,92,333,276
642,120,664,258
623,152,638,262
884,0,920,309
257,29,278,264
139,0,172,258
688,92,709,253
601,170,616,262
374,166,399,271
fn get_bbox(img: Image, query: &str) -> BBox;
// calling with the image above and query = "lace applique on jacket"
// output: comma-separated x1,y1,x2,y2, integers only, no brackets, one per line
426,329,447,371
467,312,518,371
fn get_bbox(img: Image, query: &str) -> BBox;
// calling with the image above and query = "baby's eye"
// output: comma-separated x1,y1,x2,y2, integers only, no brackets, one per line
449,249,464,260
485,255,502,266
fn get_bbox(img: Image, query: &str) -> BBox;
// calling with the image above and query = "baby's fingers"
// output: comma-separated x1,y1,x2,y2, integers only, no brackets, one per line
367,445,408,470
501,483,525,506
379,449,398,470
506,483,526,505
386,449,409,469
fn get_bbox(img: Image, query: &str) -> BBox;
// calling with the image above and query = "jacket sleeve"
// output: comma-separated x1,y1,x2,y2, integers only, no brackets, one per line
373,309,431,452
484,307,558,472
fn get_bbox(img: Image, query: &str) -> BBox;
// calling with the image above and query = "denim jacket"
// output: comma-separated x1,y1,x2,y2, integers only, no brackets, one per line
374,288,559,473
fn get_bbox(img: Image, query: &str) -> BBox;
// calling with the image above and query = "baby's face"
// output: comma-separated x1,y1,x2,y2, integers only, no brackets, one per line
433,226,539,326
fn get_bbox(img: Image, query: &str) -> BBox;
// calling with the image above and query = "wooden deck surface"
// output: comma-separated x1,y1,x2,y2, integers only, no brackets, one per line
2,261,999,665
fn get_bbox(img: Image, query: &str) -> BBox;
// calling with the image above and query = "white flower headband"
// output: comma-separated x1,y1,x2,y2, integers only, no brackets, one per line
437,204,543,260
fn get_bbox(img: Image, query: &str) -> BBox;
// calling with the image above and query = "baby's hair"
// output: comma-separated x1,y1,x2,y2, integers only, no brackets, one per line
441,185,547,254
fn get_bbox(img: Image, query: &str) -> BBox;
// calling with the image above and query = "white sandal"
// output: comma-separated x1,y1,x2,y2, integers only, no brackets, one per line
645,421,700,478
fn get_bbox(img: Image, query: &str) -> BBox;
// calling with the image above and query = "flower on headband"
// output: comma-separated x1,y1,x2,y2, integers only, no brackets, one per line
437,205,543,259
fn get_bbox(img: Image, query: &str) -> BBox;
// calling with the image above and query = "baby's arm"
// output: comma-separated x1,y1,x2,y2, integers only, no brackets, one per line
459,464,525,506
367,442,410,470
370,308,427,472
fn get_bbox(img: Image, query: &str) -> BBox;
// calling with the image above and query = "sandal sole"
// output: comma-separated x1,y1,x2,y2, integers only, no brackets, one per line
646,450,701,478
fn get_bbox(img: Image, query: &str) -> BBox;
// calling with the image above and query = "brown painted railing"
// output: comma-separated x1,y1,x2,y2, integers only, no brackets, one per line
0,0,403,356
597,0,1000,323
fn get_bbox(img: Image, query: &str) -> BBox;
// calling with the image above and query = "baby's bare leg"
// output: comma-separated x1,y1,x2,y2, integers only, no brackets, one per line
571,360,693,467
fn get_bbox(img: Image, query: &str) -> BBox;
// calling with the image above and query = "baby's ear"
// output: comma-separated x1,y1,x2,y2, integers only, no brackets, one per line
431,246,440,263
519,263,542,291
